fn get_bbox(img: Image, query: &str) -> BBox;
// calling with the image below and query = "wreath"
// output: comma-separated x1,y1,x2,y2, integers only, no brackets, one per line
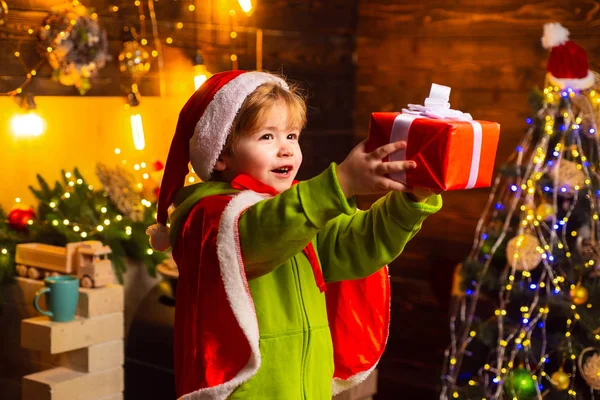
37,4,109,94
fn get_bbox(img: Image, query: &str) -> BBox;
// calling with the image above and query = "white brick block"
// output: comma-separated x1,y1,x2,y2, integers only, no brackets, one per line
57,340,124,373
21,313,123,354
77,285,124,318
22,367,123,400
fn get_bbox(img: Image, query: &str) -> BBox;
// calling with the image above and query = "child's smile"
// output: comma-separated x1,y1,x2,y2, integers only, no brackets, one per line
271,164,294,178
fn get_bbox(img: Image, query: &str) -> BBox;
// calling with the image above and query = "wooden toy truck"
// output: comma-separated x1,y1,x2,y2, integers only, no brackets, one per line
15,241,114,288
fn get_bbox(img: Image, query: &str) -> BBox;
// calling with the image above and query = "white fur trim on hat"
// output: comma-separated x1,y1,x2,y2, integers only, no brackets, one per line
189,72,289,181
542,22,570,49
546,70,597,90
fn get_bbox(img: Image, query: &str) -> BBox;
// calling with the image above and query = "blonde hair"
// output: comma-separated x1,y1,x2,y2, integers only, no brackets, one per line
223,79,307,155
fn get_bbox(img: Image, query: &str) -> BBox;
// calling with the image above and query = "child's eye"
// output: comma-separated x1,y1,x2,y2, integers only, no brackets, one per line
287,133,299,140
260,133,274,140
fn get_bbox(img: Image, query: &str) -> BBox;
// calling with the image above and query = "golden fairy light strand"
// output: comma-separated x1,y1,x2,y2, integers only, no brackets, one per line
146,0,165,96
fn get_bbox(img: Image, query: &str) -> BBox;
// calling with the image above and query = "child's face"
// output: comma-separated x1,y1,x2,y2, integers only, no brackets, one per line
218,102,303,193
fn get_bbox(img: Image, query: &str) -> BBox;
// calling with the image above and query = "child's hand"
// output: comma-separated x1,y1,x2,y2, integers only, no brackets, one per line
337,140,417,198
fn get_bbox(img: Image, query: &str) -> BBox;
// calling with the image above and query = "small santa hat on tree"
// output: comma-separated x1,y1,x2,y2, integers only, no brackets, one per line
542,22,596,90
146,70,289,251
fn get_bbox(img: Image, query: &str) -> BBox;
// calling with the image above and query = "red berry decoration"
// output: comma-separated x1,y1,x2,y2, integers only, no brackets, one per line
152,160,164,171
8,208,36,231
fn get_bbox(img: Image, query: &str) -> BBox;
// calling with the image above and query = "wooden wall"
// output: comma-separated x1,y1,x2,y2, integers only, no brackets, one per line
355,1,600,398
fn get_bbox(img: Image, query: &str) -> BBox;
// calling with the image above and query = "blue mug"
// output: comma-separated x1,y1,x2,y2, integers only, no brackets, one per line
33,275,80,322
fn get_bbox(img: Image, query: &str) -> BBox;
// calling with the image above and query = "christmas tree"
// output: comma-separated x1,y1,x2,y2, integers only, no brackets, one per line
441,23,600,399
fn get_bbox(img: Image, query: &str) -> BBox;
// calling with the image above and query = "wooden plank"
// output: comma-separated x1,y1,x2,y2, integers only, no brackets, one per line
263,33,354,74
248,0,356,34
357,0,600,38
355,37,553,93
5,0,357,35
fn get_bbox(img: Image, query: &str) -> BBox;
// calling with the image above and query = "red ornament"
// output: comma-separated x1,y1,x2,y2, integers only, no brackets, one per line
8,208,36,231
152,160,164,171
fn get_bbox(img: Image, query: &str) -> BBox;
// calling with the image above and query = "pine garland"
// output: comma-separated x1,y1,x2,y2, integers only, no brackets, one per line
0,165,166,295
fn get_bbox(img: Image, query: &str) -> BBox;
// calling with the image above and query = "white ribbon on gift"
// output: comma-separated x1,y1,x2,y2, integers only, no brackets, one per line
389,83,483,189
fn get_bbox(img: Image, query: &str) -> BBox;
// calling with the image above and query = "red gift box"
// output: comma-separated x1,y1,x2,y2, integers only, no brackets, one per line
365,111,500,191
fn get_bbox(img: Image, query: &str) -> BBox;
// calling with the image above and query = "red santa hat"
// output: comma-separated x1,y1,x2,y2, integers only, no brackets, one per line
146,70,289,251
542,22,596,90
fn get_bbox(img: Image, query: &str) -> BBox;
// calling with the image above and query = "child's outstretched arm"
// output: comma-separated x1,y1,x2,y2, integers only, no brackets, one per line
317,140,442,281
316,190,441,282
237,141,420,280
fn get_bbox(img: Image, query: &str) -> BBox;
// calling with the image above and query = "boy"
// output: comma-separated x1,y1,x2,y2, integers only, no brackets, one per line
147,70,442,399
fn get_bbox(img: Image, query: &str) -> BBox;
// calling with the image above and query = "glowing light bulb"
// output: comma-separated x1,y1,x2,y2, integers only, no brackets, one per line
193,52,213,90
10,111,45,138
130,113,145,150
238,0,253,13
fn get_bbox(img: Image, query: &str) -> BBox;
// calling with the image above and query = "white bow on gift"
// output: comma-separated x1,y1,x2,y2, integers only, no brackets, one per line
401,83,473,121
391,83,483,189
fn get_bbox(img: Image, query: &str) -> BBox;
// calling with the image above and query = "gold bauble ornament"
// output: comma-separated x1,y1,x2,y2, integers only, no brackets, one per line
0,0,8,26
579,348,600,389
550,368,570,391
535,203,554,221
118,40,150,80
551,159,586,196
506,233,542,271
570,285,589,305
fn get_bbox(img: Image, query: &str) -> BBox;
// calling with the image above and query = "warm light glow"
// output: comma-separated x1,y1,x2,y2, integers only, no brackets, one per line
130,113,145,150
10,111,46,138
238,0,253,13
194,64,213,90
